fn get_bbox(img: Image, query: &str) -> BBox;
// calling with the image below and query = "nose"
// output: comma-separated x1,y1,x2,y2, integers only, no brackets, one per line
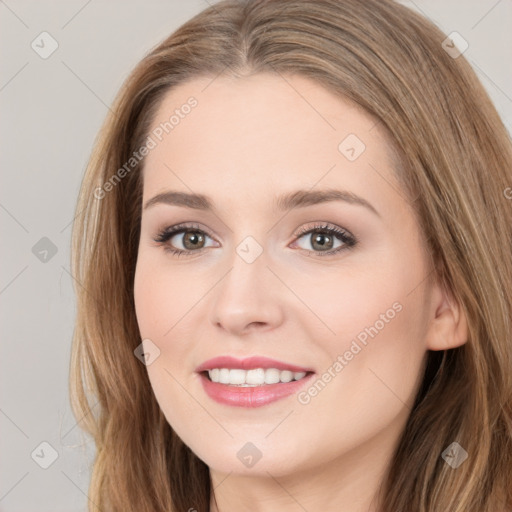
209,247,285,336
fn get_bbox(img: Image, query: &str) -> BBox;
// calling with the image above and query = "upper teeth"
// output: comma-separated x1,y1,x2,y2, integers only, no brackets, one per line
207,368,307,386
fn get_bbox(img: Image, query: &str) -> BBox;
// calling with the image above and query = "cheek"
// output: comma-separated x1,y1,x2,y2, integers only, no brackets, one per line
292,266,428,446
133,254,199,339
133,256,202,428
289,262,405,344
295,253,429,382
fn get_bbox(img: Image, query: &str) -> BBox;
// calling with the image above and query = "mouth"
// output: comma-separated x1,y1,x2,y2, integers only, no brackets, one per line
200,368,315,387
195,355,316,407
197,364,316,408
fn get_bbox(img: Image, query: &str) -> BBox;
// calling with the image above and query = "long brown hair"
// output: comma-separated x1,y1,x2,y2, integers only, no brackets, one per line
69,0,512,510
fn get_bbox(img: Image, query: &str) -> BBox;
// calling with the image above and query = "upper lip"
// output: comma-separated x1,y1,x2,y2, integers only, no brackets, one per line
195,356,314,373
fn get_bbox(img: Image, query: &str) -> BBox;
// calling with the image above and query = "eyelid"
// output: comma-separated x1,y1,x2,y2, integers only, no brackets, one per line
154,222,215,240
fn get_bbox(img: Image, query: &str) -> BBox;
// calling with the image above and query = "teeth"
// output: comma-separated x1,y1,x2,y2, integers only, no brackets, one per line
207,368,308,386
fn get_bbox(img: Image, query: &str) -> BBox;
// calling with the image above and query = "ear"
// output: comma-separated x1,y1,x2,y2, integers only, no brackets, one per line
425,278,468,351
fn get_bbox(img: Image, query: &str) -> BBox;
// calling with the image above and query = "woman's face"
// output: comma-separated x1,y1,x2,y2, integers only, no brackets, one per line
133,73,455,480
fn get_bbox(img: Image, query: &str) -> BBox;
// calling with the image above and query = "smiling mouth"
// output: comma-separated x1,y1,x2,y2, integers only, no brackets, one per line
200,369,315,387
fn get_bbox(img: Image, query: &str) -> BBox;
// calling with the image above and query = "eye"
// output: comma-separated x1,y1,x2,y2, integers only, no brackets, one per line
153,221,358,258
153,223,216,258
292,222,357,257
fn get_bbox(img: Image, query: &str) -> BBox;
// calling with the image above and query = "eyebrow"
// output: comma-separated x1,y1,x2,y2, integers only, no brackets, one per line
143,188,380,217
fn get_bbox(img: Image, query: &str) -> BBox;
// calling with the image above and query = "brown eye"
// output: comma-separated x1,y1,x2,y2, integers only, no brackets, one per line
153,223,216,257
293,223,357,257
180,230,206,250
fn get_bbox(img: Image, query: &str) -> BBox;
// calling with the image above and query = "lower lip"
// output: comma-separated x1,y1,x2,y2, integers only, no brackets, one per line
198,371,315,408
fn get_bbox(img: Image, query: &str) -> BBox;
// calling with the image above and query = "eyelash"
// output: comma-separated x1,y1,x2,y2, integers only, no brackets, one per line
153,222,358,258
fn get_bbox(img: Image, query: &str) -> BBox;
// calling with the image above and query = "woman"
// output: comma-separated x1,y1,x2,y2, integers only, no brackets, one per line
69,0,512,510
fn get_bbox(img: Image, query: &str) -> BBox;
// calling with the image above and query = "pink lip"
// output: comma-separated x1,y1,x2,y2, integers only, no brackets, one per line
195,355,313,373
198,372,315,408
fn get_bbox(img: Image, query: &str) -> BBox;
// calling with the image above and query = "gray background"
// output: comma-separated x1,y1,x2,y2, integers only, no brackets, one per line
1,1,511,511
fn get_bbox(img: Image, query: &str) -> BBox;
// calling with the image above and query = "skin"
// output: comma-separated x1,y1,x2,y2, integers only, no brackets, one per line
133,73,468,512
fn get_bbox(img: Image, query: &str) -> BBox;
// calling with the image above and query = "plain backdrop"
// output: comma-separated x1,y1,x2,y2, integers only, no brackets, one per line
1,1,511,510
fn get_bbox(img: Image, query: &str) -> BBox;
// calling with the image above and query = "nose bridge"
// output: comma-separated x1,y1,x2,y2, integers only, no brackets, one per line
209,234,284,334
219,234,270,307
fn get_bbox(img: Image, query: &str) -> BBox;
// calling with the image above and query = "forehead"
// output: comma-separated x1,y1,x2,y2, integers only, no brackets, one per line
141,73,402,213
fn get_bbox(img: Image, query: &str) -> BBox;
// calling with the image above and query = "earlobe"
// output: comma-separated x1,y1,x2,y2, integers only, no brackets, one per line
425,281,469,351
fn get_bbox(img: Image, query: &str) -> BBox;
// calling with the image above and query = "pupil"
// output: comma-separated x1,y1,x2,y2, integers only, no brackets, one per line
313,232,332,250
184,231,204,249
